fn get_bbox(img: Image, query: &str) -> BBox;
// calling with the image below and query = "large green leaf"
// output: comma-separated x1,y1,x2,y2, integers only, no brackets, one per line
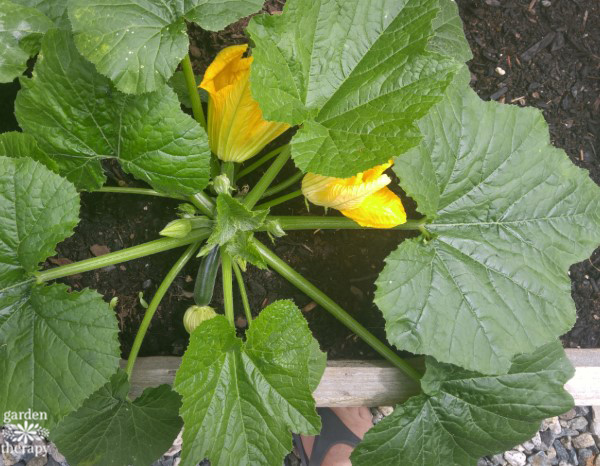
68,0,264,94
0,0,52,82
0,131,58,172
247,0,460,177
0,156,120,427
376,70,600,374
15,29,211,195
52,370,182,466
429,0,472,62
18,0,69,26
174,300,322,466
352,341,574,466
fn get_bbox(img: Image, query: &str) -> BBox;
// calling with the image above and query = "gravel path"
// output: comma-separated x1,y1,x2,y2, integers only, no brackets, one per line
2,406,598,465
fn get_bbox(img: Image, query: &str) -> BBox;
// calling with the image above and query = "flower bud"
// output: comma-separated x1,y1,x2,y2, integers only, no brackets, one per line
265,220,285,238
213,174,231,195
159,219,192,238
183,305,217,334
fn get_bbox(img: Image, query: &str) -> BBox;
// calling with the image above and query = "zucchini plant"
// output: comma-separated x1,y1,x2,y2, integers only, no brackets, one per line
1,0,599,465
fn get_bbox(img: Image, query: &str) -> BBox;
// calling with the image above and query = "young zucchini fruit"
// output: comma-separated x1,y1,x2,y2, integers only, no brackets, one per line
194,246,220,306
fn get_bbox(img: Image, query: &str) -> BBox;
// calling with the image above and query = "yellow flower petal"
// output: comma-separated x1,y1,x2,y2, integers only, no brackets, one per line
200,45,290,163
301,160,395,211
341,187,406,229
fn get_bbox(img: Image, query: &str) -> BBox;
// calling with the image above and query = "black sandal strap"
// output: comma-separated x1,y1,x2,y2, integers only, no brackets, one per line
308,408,362,466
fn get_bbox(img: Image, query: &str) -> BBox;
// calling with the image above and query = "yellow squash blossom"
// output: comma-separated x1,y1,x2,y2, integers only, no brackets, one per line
200,44,290,163
302,161,406,229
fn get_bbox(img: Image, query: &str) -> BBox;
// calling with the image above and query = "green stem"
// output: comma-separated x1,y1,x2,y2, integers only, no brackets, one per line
236,145,287,180
221,251,234,325
254,239,422,381
94,186,185,200
243,146,291,210
267,216,426,231
262,172,303,199
233,262,252,327
35,229,211,283
181,54,206,129
221,161,235,182
125,242,200,377
189,192,216,218
255,190,303,210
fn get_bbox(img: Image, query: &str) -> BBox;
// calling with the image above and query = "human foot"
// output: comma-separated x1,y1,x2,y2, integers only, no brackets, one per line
297,407,373,466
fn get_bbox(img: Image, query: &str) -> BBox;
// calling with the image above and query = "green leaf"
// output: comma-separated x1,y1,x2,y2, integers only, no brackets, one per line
247,0,460,177
18,0,69,26
169,71,207,108
200,194,269,268
0,156,78,283
15,29,211,195
0,0,52,83
308,339,327,392
352,342,574,466
68,0,264,94
0,285,121,428
174,300,321,466
0,156,120,427
429,0,472,62
0,131,58,172
377,69,600,374
52,370,182,466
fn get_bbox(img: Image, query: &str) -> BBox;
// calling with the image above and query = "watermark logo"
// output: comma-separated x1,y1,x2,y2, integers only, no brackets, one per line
2,410,49,457
5,421,49,444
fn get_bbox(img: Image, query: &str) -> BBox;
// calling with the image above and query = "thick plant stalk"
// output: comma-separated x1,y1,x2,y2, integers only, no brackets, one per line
262,172,303,198
255,190,303,210
35,229,211,283
236,145,287,180
190,192,216,218
254,238,423,381
125,242,200,377
181,53,206,129
221,251,235,325
243,146,291,209
94,186,185,200
233,262,252,327
266,216,426,231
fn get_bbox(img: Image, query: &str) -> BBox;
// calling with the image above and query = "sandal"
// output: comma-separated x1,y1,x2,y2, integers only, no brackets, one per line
292,408,362,466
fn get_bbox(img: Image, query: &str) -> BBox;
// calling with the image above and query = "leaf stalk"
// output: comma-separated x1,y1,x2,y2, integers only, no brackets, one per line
181,54,206,129
125,242,200,377
253,238,423,381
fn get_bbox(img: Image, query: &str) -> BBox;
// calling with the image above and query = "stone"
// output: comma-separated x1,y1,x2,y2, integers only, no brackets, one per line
45,446,63,465
504,450,526,466
557,429,580,438
575,406,590,417
26,457,47,466
529,451,550,466
574,433,596,449
491,453,507,465
569,417,588,431
548,418,562,435
531,432,544,450
557,462,573,466
541,429,556,448
578,449,594,461
591,406,600,437
522,440,535,452
554,440,570,463
546,446,556,462
378,406,394,416
596,454,600,466
559,409,577,421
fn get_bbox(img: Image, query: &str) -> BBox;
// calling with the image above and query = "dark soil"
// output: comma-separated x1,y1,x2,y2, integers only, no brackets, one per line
3,0,598,358
455,0,600,347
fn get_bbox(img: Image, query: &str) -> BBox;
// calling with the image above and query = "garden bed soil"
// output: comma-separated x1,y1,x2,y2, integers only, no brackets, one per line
2,0,598,359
